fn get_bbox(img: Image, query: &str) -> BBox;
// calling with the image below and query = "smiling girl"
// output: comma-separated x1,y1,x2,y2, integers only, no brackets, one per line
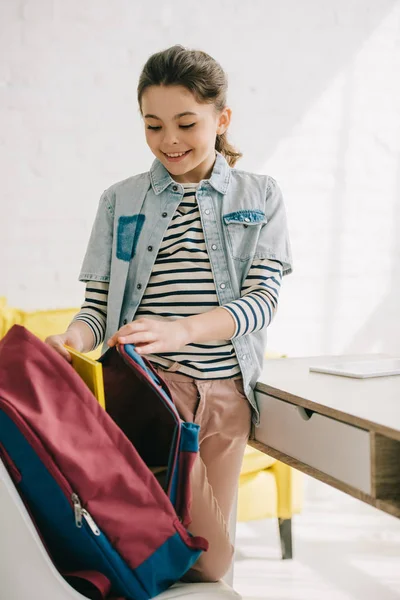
46,45,292,582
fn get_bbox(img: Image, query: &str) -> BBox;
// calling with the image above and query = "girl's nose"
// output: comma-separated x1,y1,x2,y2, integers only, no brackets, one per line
162,129,180,146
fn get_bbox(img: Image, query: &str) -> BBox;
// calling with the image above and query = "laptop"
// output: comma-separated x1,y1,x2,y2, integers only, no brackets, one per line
309,358,400,379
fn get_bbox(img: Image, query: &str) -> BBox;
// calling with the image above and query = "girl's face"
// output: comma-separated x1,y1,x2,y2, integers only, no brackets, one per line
141,85,231,183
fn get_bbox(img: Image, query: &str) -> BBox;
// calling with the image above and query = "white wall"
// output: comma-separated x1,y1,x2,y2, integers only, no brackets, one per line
1,0,400,358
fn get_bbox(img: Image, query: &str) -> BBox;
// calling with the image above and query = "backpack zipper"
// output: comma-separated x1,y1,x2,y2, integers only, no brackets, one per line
71,493,101,536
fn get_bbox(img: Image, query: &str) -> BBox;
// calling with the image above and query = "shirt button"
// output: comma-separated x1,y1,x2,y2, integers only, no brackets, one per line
205,209,210,215
241,355,247,361
162,212,168,218
148,246,153,251
137,283,142,289
123,318,128,325
220,283,226,289
244,217,251,223
172,185,178,191
211,244,217,250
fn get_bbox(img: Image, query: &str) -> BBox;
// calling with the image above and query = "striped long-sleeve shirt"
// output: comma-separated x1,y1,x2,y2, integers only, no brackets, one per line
73,183,283,378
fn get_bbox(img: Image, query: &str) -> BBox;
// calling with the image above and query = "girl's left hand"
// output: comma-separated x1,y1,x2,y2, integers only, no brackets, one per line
106,317,190,355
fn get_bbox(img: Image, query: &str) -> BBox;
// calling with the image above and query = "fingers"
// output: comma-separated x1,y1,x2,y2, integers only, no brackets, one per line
118,331,155,345
47,339,72,362
107,320,153,347
134,342,162,355
107,335,118,347
59,346,72,363
107,329,129,347
107,325,132,347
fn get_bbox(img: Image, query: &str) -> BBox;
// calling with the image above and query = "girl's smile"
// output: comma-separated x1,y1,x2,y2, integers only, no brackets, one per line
162,149,192,162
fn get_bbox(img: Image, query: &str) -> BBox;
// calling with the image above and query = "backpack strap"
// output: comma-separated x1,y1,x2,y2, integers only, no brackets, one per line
64,570,124,600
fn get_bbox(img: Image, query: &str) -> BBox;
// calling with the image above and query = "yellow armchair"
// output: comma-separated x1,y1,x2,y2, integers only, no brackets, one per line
0,298,303,558
0,297,99,359
238,445,303,558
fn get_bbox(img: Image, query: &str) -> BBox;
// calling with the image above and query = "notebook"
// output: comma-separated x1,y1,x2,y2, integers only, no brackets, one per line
309,358,400,379
65,346,106,409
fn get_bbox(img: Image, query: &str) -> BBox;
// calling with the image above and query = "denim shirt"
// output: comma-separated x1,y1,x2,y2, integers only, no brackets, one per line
79,152,293,425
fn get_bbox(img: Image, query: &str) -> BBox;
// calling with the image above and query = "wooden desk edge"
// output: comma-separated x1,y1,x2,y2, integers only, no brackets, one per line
254,381,400,443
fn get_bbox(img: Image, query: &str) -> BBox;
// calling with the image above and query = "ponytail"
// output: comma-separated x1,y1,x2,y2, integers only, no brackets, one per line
215,132,242,167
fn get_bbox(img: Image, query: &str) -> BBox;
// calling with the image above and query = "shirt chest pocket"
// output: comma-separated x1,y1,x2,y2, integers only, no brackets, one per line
223,210,267,260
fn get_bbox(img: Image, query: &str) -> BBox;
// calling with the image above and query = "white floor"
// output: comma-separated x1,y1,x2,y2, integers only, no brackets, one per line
234,478,400,600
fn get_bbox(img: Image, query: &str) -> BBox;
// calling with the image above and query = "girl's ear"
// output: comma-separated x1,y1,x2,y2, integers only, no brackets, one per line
216,107,232,135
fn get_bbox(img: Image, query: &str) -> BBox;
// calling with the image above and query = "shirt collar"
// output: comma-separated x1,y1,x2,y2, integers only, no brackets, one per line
149,151,231,195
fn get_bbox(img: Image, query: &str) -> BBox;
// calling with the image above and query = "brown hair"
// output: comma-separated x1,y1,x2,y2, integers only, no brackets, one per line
137,45,242,167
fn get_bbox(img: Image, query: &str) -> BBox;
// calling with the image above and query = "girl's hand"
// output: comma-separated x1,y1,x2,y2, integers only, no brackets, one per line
107,317,190,355
45,329,85,363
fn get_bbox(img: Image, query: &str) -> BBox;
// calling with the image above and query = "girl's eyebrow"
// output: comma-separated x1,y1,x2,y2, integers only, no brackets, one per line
144,111,198,120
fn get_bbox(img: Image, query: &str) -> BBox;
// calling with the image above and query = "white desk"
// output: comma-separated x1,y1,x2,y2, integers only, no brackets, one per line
252,354,400,519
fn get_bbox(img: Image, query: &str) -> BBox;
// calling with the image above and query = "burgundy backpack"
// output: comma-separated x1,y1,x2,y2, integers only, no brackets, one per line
0,325,207,600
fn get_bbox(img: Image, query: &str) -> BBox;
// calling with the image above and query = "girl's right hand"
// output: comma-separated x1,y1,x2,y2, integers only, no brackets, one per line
45,329,84,363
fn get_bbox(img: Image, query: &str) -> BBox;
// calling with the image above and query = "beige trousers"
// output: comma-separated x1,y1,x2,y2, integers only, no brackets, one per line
153,364,252,583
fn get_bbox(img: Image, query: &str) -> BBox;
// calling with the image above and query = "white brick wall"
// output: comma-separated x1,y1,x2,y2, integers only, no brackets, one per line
1,0,400,357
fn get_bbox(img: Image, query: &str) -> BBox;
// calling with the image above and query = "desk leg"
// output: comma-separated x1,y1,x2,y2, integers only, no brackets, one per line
278,518,292,560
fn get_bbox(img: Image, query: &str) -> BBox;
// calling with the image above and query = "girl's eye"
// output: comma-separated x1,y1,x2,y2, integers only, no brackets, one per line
146,123,196,131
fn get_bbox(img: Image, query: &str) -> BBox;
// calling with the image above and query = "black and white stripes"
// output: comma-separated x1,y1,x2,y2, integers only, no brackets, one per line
71,280,108,351
74,182,282,376
223,261,282,337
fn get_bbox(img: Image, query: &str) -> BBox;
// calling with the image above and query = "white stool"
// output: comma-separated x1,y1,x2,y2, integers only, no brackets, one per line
0,460,240,600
